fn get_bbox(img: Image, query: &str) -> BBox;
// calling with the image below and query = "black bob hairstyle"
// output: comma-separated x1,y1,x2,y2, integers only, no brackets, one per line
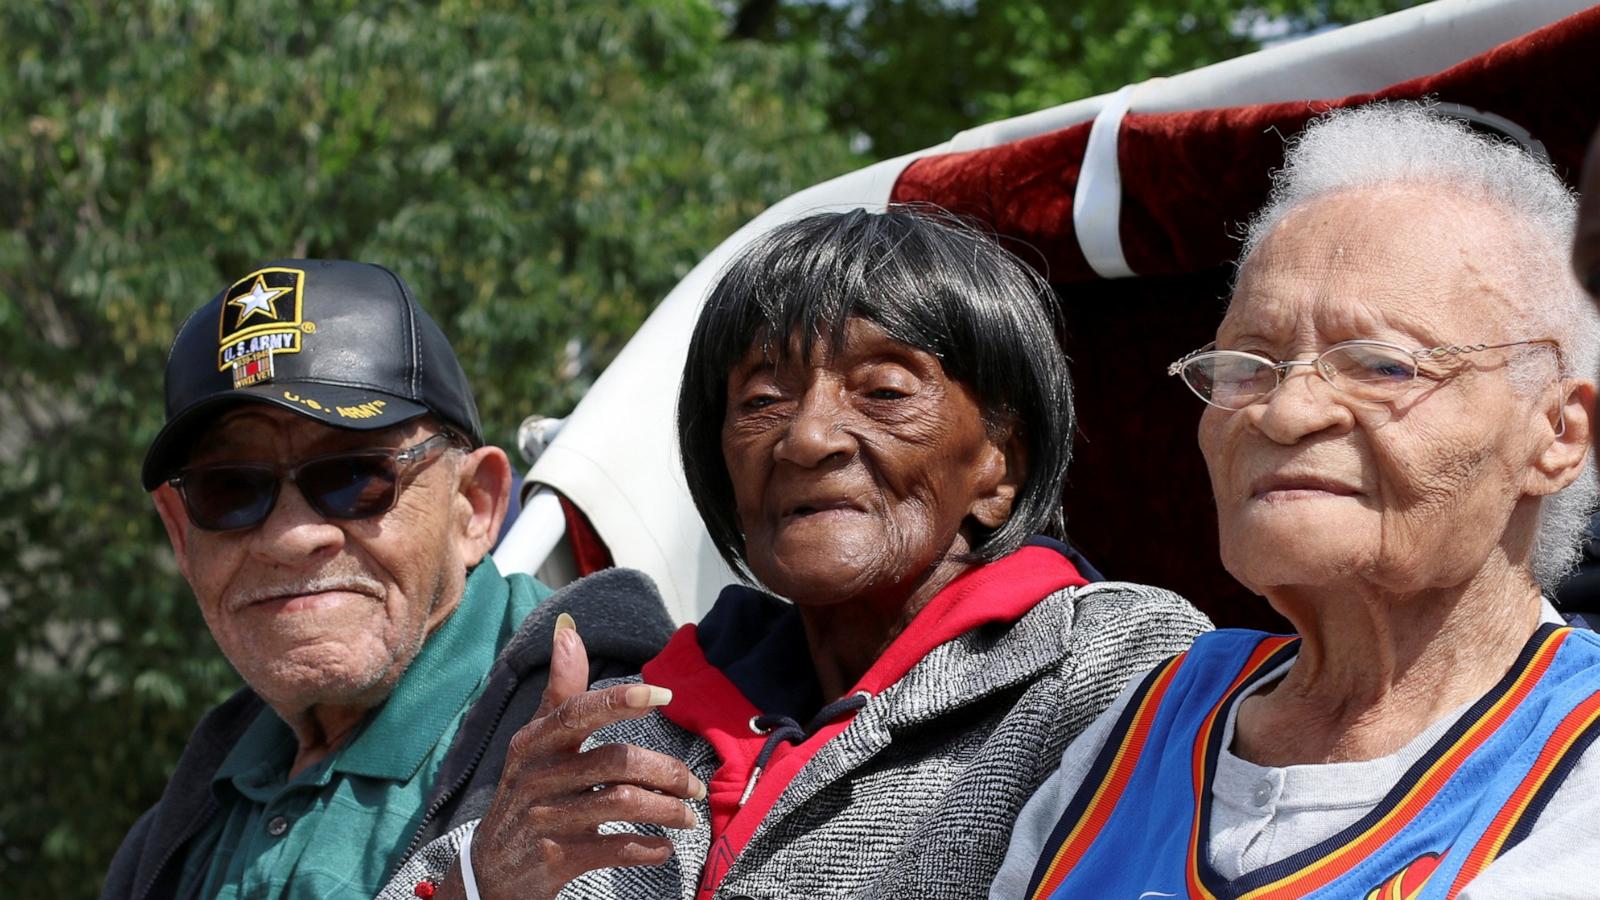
676,206,1076,581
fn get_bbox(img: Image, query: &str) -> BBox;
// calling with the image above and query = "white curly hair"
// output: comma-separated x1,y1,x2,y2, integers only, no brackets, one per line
1239,102,1600,590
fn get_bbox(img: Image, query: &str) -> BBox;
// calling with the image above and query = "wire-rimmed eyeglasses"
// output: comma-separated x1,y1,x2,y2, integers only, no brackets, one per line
1166,338,1562,411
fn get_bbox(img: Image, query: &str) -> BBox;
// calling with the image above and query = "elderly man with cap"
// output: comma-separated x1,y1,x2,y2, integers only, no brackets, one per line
102,260,674,899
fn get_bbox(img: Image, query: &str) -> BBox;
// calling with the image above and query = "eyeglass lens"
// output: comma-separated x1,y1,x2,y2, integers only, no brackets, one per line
181,466,280,531
1186,355,1277,408
1184,343,1417,409
180,453,401,531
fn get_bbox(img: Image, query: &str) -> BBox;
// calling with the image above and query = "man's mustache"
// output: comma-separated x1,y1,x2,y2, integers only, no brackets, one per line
227,571,386,611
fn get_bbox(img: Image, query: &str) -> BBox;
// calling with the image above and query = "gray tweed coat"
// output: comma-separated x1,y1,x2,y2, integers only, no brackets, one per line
378,581,1210,900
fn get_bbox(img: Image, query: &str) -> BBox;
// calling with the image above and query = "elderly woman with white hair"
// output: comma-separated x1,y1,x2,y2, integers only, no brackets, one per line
992,103,1600,900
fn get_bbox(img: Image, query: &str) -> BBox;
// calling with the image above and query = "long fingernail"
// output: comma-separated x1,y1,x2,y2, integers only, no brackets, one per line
690,778,707,800
552,613,577,651
624,684,673,708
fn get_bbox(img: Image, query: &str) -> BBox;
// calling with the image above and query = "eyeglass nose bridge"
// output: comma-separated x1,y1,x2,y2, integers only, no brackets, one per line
270,466,355,524
1261,357,1340,395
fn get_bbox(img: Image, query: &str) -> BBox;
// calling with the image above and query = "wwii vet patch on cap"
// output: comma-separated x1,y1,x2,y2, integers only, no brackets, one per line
219,267,306,387
142,259,484,490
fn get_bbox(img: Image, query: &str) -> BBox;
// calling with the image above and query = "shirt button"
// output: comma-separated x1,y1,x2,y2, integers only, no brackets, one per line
1251,780,1273,808
266,815,291,837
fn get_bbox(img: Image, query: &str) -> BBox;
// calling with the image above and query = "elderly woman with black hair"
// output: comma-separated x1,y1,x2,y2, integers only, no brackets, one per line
380,208,1209,900
994,105,1600,900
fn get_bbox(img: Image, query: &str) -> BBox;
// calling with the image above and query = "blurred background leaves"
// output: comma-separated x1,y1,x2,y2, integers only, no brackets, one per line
0,0,1414,893
730,0,1421,158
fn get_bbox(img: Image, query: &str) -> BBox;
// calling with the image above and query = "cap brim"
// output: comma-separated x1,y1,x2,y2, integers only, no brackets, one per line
141,381,430,490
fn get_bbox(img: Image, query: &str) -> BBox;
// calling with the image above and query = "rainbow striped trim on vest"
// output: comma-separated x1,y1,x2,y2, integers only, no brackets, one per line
1021,625,1600,900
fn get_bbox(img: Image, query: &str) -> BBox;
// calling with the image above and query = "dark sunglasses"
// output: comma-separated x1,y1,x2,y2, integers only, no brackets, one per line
168,432,458,531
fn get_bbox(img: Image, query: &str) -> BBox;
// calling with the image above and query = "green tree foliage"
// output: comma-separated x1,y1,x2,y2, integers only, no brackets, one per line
0,2,854,894
731,0,1425,158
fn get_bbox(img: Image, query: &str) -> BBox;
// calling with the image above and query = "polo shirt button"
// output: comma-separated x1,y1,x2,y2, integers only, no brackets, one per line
1251,780,1273,808
266,815,291,837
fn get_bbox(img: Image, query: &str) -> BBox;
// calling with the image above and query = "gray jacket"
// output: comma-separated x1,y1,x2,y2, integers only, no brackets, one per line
379,581,1210,900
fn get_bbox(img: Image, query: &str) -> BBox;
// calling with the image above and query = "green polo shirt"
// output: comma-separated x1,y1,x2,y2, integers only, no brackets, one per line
175,558,548,899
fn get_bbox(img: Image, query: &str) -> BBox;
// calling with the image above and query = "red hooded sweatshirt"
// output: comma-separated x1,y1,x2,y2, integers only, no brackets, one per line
639,538,1089,896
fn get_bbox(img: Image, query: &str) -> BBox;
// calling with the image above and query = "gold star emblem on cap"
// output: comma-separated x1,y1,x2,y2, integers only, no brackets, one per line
229,276,290,323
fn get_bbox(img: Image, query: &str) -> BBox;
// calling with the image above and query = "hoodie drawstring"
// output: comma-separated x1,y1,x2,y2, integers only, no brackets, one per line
738,691,871,807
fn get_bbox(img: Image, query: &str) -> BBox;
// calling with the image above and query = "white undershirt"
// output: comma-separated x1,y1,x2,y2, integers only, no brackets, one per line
1206,656,1469,879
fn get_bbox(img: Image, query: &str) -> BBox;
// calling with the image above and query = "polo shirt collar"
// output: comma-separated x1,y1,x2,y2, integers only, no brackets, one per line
334,560,510,781
212,707,304,799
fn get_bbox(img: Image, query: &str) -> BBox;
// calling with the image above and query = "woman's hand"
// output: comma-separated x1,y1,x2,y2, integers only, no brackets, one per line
437,614,705,900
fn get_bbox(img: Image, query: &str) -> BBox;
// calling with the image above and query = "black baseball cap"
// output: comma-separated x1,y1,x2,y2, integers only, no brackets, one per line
141,259,484,490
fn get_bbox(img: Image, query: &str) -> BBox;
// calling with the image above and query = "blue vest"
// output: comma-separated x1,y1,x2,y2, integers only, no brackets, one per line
1023,625,1600,900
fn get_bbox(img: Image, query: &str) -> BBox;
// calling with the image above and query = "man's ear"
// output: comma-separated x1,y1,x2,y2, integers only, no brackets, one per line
970,426,1027,531
453,445,514,567
151,484,195,582
1527,377,1595,496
